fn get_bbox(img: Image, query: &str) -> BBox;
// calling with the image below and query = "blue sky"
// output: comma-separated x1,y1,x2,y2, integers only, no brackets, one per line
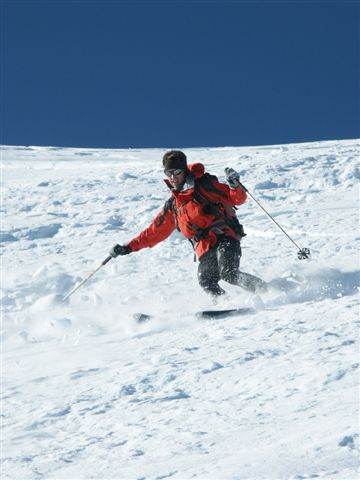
2,0,359,148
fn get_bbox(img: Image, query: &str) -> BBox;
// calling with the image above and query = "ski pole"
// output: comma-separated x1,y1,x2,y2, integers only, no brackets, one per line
63,255,113,301
240,183,310,260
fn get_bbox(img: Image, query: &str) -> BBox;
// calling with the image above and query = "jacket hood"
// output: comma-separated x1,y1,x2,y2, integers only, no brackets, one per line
187,163,205,179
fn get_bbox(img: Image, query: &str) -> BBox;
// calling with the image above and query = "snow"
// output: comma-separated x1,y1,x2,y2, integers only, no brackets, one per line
1,139,359,479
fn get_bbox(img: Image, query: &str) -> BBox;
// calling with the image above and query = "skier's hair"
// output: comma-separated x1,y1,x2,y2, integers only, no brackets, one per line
162,150,187,171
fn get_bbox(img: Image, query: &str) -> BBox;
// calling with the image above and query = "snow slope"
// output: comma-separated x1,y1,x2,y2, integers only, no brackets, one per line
1,139,359,479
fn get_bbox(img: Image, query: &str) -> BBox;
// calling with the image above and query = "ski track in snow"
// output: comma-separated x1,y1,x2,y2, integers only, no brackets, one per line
1,140,359,479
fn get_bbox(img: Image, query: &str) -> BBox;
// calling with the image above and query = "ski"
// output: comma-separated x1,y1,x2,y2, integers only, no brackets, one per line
133,307,254,323
197,307,254,319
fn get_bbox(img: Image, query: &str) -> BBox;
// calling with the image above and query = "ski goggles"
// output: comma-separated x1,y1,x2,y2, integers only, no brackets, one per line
164,168,184,177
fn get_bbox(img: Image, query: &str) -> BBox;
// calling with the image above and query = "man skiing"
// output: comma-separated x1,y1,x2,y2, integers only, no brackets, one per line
110,150,267,297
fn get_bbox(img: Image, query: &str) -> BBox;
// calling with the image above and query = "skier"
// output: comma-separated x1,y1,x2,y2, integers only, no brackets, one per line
110,150,267,298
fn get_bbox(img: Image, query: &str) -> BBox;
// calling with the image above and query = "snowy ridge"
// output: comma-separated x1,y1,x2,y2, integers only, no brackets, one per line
1,139,359,479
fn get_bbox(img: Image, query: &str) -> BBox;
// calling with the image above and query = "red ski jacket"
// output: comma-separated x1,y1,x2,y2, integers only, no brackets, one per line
127,163,247,259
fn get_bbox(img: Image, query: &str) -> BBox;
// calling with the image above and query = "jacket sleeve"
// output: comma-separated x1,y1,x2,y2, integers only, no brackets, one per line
228,185,247,205
127,203,176,253
211,178,247,206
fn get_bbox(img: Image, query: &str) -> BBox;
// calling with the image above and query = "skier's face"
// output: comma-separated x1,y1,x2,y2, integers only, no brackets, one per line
166,169,186,191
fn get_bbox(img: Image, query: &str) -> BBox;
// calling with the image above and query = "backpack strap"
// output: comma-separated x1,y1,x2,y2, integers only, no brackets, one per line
156,197,179,229
196,173,228,199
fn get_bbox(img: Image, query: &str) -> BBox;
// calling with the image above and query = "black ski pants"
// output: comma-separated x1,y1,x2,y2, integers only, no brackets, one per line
197,235,266,296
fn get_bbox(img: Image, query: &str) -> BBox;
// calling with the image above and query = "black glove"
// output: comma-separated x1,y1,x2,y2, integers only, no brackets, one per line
109,244,131,258
225,167,241,189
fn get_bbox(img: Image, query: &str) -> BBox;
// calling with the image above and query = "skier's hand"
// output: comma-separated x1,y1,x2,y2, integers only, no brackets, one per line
225,167,241,189
109,244,131,258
